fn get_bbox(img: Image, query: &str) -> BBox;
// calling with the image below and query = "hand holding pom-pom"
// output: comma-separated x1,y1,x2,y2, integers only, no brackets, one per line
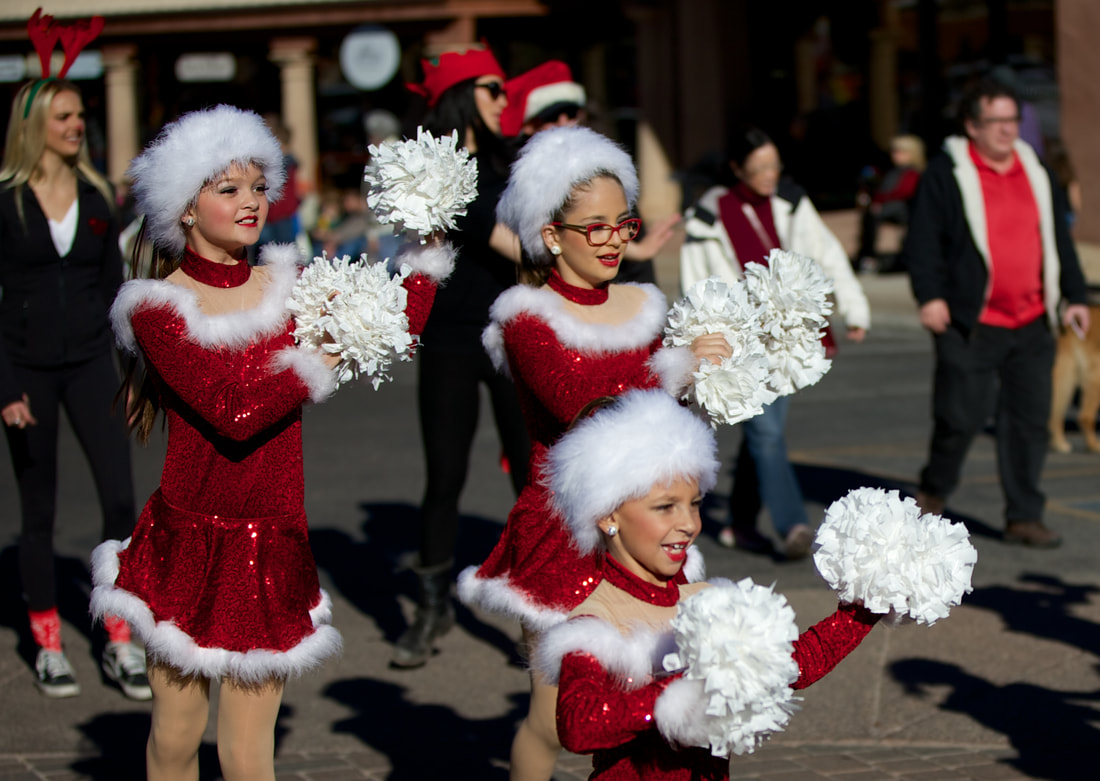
656,579,801,757
286,254,416,390
813,487,977,625
363,127,478,243
664,278,776,425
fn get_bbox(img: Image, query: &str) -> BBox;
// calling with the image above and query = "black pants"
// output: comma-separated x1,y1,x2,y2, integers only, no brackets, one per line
417,348,530,568
4,353,136,610
919,318,1055,523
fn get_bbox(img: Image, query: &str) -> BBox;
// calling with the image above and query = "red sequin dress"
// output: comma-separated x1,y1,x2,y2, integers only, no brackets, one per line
457,272,698,630
541,556,879,780
90,244,439,681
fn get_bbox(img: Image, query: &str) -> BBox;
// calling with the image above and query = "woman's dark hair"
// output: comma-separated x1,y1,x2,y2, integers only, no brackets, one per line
424,77,513,178
725,124,774,169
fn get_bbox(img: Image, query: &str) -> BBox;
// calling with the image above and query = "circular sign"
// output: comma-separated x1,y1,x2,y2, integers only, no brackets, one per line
339,25,400,91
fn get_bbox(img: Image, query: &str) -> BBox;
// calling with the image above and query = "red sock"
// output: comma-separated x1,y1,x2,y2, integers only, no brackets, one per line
103,614,132,644
28,608,62,652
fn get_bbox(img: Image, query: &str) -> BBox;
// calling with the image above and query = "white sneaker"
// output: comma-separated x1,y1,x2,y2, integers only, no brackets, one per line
102,641,152,701
35,648,81,698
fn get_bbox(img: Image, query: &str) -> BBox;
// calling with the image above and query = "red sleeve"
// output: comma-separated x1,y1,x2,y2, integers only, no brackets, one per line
402,273,438,338
873,169,921,204
132,305,312,441
502,315,662,425
791,603,880,690
556,652,673,754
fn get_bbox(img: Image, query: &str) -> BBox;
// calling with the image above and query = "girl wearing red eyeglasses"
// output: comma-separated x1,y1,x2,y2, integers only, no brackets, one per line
457,125,729,781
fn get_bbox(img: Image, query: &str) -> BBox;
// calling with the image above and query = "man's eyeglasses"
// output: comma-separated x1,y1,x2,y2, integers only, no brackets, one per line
552,218,642,246
476,81,507,100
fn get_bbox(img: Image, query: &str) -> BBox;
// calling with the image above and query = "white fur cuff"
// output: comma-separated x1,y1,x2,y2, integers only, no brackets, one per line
649,345,696,397
270,347,337,403
655,677,710,748
396,242,456,284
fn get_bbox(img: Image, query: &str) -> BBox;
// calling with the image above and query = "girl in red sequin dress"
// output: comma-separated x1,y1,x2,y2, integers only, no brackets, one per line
88,106,448,781
534,390,880,781
456,126,730,780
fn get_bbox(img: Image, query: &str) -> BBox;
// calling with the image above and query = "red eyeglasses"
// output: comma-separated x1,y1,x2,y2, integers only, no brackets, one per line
552,218,642,246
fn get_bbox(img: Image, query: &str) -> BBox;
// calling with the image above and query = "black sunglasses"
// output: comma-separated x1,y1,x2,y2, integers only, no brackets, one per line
476,81,506,100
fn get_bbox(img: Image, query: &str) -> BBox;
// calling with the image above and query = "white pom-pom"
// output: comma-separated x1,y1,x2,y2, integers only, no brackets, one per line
659,579,801,757
663,278,777,426
286,254,415,390
813,488,977,625
743,249,834,394
363,127,478,242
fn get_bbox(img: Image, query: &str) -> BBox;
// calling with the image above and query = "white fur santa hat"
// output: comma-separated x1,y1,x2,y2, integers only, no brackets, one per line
496,125,639,267
127,105,286,256
545,389,719,555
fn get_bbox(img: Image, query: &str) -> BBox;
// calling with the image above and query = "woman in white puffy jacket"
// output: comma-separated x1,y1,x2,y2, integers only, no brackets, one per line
679,125,870,559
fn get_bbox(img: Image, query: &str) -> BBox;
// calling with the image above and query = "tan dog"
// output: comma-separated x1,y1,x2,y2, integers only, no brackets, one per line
1049,303,1100,453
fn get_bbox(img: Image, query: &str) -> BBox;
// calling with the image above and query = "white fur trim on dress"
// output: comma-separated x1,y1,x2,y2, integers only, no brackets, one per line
683,545,705,583
90,539,342,683
533,615,675,688
648,345,696,397
545,389,720,555
110,243,302,355
456,566,570,632
395,241,456,284
481,282,667,371
270,347,337,403
496,126,639,267
128,105,286,257
654,677,711,748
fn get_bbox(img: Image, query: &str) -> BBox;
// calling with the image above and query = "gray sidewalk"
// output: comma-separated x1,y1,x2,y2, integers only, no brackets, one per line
0,230,1098,780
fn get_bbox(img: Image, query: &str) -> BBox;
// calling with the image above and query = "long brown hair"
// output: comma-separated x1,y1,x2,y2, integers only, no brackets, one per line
116,218,185,444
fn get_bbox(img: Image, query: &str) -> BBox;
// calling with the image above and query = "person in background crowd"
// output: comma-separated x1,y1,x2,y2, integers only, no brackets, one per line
903,77,1089,548
680,123,870,560
854,134,926,273
0,74,144,699
258,113,301,249
394,45,532,670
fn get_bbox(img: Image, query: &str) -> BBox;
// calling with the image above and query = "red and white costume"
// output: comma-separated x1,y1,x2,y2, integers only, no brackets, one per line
90,243,441,682
536,556,879,780
458,271,698,630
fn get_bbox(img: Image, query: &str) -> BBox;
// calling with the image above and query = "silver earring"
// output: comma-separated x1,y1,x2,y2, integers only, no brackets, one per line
184,217,195,226
550,245,561,256
606,525,617,537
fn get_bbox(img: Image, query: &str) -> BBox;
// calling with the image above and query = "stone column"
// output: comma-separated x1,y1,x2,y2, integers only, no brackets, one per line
868,0,900,151
1059,0,1100,243
100,44,139,187
269,37,318,193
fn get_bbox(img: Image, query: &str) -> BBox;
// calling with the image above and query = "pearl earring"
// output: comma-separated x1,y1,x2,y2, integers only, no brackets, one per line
550,245,562,256
606,525,617,537
184,217,195,226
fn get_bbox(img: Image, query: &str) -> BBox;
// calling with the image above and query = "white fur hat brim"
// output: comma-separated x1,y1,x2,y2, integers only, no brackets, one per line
128,105,286,256
496,125,639,267
544,389,719,555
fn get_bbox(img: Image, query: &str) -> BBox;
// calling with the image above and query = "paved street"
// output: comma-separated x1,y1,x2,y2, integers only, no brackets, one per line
0,264,1098,779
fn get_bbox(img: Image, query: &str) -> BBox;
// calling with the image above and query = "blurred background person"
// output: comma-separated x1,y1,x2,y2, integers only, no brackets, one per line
499,60,587,140
258,113,302,250
393,45,531,669
854,134,926,273
680,123,870,559
0,77,145,700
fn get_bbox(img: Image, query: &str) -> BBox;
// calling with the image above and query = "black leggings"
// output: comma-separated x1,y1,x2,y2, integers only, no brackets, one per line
417,348,530,568
4,353,136,610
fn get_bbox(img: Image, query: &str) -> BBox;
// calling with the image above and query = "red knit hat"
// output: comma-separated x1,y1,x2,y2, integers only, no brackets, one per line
406,45,505,107
500,60,586,137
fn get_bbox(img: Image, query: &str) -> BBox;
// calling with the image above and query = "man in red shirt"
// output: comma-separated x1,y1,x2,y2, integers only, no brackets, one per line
903,78,1090,547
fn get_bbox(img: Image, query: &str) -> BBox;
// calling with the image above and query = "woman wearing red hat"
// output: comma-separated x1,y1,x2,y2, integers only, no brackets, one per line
394,46,531,669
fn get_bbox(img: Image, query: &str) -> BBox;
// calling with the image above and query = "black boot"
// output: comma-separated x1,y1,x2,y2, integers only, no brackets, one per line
391,561,455,669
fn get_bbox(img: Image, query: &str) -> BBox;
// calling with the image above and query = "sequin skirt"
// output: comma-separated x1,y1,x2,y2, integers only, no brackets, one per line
91,489,341,681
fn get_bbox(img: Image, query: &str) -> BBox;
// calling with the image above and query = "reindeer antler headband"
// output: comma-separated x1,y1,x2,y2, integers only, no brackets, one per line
23,8,105,119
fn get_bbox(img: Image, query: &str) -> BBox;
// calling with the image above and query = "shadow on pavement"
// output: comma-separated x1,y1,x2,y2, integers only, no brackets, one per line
890,658,1099,781
325,676,522,779
794,462,1004,540
309,502,521,663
